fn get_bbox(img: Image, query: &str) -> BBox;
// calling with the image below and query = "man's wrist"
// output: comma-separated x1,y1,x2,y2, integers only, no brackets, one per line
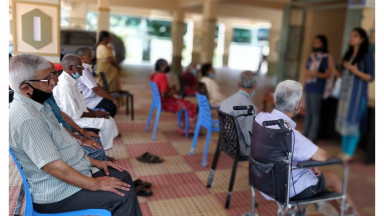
79,128,84,135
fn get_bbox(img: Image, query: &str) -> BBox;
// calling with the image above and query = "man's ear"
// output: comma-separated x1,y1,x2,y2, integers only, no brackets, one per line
20,83,31,94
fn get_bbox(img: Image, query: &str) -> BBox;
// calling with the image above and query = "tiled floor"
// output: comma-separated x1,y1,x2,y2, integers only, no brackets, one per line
9,64,375,216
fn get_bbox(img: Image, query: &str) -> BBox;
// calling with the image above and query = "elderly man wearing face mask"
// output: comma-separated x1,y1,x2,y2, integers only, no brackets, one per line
9,54,142,216
53,54,119,151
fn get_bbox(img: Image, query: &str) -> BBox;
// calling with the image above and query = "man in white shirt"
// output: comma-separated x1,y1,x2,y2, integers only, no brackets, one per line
53,54,118,150
75,48,119,117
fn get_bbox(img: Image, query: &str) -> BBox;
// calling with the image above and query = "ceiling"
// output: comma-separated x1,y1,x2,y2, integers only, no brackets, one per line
62,0,292,12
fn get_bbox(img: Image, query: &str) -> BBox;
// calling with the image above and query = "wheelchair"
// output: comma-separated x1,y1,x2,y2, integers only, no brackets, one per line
244,118,351,216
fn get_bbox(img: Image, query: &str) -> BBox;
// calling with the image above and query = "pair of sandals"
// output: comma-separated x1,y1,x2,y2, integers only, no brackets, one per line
133,179,153,197
136,152,163,164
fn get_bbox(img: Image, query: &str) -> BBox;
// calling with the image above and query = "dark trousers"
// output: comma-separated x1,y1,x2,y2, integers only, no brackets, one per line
303,93,322,142
96,98,117,117
34,168,142,216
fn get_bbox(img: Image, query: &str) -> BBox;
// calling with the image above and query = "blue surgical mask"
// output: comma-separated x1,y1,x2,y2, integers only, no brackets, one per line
72,71,81,79
191,69,197,75
209,73,215,79
250,90,255,97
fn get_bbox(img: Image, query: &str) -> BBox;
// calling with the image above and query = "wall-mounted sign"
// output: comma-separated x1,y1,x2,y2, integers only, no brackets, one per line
13,1,60,56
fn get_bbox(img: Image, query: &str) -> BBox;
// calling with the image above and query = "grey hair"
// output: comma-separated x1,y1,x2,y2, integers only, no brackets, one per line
61,54,81,70
9,54,50,93
75,47,91,57
239,70,257,89
274,80,303,113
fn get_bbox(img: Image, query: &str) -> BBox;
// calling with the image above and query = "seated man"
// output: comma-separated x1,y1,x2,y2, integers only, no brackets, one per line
254,80,358,215
9,54,142,215
45,62,106,161
75,47,119,117
200,62,225,108
53,54,119,150
220,71,258,156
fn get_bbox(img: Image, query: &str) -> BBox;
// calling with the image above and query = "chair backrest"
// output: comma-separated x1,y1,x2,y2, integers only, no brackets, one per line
217,110,241,158
99,72,110,92
195,93,212,127
249,120,293,205
198,82,210,101
149,81,162,109
9,148,35,216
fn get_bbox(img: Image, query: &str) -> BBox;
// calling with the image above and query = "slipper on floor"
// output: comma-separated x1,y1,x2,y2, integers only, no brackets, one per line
134,184,153,197
133,179,152,189
136,152,163,164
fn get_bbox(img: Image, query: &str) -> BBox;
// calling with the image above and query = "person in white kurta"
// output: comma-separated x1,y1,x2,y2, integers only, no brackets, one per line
53,54,118,150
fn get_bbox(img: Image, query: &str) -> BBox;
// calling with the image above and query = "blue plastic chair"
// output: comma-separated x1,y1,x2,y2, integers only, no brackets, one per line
190,93,220,166
146,81,189,140
9,148,111,216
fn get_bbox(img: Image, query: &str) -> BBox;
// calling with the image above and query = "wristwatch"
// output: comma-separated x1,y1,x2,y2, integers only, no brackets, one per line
79,128,84,135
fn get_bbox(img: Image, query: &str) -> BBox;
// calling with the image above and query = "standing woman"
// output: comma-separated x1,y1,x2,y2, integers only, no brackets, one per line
334,27,374,161
303,35,331,143
96,31,123,103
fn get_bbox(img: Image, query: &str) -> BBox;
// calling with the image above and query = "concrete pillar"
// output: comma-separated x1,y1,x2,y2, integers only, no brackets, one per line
69,2,87,30
266,28,281,77
191,15,202,64
222,21,232,67
171,10,185,75
11,0,61,62
201,0,217,63
97,0,110,33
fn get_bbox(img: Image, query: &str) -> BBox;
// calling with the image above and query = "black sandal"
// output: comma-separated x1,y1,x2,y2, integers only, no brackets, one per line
134,184,153,197
136,152,164,164
133,179,152,189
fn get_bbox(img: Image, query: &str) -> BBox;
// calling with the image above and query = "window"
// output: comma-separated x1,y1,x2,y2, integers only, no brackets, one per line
232,28,252,44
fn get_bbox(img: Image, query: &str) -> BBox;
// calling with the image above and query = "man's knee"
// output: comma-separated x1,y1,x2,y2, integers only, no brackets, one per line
108,168,133,184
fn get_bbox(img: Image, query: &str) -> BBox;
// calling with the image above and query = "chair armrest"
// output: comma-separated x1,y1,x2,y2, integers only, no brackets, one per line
296,159,343,168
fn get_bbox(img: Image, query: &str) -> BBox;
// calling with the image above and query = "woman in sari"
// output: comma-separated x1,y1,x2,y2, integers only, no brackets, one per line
150,59,197,134
333,27,374,161
96,31,124,105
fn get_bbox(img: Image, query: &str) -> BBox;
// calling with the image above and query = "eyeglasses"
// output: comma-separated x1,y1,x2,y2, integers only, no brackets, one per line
22,71,58,86
70,65,83,70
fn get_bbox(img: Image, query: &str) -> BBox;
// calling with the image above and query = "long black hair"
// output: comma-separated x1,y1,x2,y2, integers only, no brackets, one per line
97,30,110,45
342,27,369,65
313,34,328,53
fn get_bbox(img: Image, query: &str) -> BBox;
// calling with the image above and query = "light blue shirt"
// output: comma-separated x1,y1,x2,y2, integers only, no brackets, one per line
9,92,92,204
255,109,319,197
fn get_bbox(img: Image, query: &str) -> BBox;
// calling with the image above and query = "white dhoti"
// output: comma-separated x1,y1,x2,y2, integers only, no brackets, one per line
75,117,118,150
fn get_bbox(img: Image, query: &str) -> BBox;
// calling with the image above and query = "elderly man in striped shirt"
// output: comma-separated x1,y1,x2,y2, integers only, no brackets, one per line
9,54,142,216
